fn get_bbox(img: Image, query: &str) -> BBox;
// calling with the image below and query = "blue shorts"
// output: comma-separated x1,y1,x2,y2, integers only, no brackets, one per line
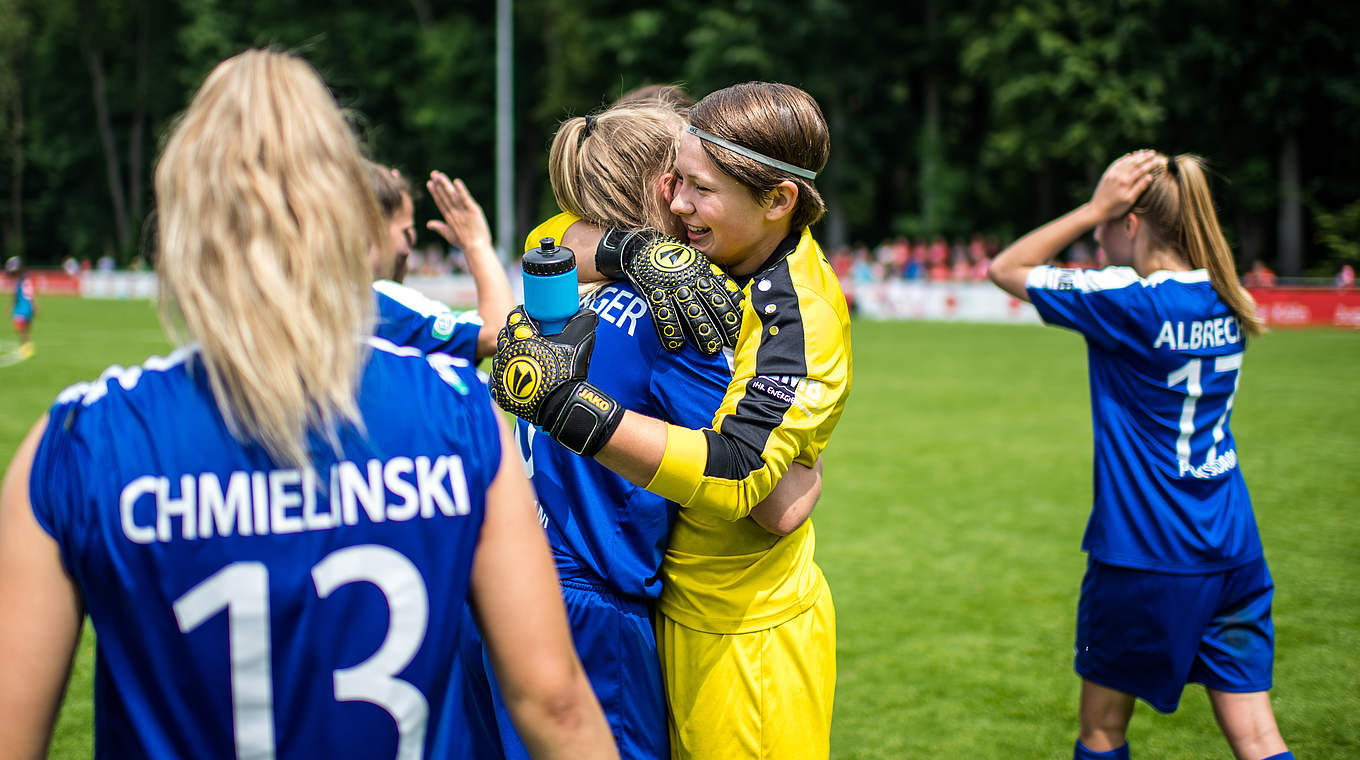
1075,557,1275,713
491,579,669,760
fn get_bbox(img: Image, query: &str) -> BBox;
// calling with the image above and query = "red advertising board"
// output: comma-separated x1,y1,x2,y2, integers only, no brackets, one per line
0,270,83,295
1248,288,1360,329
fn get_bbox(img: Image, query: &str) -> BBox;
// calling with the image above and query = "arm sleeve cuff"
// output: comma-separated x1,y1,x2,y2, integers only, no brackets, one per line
645,424,708,507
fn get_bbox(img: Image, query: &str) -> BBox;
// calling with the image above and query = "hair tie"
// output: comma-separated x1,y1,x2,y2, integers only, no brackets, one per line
1166,154,1179,177
576,114,597,150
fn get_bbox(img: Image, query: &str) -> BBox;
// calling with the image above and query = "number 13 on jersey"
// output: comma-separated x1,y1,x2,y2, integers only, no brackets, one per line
174,544,431,760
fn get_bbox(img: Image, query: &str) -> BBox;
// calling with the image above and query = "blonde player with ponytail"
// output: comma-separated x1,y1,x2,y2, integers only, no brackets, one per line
991,151,1291,760
0,49,616,760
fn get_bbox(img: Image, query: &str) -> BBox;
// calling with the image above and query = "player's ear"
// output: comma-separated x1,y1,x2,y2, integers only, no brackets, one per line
763,181,798,223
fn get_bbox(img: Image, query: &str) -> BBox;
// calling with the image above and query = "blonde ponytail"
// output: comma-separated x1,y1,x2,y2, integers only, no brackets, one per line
154,50,382,469
1134,154,1264,337
547,104,686,234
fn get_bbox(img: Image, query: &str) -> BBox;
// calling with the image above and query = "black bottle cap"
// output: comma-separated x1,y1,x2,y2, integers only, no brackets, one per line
522,237,577,276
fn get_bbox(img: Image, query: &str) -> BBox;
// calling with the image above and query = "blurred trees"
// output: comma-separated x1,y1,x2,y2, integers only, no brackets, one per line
0,0,1355,275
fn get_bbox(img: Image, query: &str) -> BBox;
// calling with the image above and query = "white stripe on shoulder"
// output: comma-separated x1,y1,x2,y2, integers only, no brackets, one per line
1145,269,1210,285
373,279,454,318
56,346,195,407
1029,265,1142,293
367,335,424,358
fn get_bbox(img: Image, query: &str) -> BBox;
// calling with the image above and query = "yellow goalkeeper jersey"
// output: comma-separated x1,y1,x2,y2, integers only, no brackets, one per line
655,227,852,633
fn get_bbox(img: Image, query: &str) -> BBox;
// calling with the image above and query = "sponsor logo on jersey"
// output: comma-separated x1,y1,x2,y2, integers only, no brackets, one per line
431,313,457,340
748,374,824,415
504,357,542,402
650,242,696,272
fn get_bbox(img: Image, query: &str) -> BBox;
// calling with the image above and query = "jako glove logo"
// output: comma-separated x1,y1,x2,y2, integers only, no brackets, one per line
504,357,542,402
650,242,696,272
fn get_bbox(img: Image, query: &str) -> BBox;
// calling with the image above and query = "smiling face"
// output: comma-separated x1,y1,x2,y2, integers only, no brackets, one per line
668,130,793,277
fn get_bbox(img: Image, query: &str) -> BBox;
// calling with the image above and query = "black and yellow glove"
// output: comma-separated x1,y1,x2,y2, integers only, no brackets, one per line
489,307,623,457
596,228,744,355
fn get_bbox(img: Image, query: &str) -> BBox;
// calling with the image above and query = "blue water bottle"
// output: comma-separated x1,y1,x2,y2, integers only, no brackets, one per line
521,237,578,334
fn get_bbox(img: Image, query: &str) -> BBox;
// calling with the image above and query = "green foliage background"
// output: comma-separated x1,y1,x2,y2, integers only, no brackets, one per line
0,0,1358,273
1,299,1356,758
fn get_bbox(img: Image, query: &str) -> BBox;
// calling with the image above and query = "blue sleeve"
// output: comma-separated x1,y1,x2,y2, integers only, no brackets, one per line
28,398,90,572
1026,266,1145,351
374,287,482,362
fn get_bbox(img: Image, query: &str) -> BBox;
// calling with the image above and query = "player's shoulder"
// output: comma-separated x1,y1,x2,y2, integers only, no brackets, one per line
374,279,456,318
365,335,486,400
1142,269,1214,298
52,347,197,414
1028,265,1151,294
41,348,199,456
752,248,851,340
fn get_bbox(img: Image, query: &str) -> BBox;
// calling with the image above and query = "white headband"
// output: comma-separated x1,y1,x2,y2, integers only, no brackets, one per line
687,125,818,180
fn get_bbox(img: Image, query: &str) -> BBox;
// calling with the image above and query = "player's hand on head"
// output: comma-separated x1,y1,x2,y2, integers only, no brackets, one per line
426,172,493,251
490,307,623,456
595,229,744,356
1091,149,1161,222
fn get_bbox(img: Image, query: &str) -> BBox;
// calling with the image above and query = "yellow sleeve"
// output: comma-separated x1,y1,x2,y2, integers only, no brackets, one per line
646,244,852,521
523,212,581,255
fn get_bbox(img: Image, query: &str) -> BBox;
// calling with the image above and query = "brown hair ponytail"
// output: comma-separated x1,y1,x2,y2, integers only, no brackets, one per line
1133,154,1264,337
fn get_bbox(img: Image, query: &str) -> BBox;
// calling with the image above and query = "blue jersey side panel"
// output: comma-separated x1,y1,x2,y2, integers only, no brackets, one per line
30,340,500,759
1027,266,1262,573
374,280,482,361
514,282,730,599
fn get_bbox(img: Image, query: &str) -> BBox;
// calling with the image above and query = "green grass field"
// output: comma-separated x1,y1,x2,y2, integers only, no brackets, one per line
2,297,1357,758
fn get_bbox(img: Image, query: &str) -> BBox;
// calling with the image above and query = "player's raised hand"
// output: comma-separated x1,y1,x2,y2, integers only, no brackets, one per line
426,171,493,252
1090,150,1161,222
594,229,743,355
490,307,623,456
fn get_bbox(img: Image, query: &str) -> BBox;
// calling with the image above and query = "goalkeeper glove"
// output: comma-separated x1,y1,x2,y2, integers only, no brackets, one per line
490,307,623,457
596,228,744,355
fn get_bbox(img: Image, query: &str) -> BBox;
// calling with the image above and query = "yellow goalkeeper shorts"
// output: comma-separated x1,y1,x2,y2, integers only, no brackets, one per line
657,581,836,760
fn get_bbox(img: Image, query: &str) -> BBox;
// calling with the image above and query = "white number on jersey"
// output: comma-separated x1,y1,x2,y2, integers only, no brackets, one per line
1166,352,1243,476
174,545,431,760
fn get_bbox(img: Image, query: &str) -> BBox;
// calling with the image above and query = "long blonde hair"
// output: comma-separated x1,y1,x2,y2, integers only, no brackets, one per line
154,49,382,468
548,103,685,233
1133,153,1263,336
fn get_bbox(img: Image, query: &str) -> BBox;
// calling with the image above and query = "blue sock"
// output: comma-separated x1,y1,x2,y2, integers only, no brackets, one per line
1261,753,1294,760
1074,740,1130,760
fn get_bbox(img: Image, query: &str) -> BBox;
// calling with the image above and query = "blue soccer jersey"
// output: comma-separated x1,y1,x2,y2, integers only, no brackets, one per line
374,279,482,361
1027,265,1263,573
11,271,34,320
514,281,731,599
29,338,500,759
